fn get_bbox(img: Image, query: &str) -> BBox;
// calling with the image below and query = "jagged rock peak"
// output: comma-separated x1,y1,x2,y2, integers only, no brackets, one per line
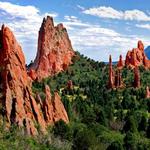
125,40,150,69
28,16,75,81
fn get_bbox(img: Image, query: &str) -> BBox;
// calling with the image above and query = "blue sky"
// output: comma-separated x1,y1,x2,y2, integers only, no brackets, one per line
1,0,150,63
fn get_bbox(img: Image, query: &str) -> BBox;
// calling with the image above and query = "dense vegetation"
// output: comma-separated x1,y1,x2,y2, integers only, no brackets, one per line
1,51,150,149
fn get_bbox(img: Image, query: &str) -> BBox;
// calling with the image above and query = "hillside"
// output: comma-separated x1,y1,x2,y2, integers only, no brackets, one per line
31,51,150,149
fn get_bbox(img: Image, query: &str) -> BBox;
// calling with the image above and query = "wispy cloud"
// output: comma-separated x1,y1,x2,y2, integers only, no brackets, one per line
83,6,150,21
63,16,150,61
136,24,150,30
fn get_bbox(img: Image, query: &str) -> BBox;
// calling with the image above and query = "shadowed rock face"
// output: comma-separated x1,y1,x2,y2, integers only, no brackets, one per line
29,16,74,81
0,25,69,135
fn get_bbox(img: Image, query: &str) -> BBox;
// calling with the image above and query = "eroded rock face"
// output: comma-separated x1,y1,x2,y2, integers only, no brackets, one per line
43,85,69,125
0,25,46,135
0,25,69,135
29,16,74,80
125,41,150,68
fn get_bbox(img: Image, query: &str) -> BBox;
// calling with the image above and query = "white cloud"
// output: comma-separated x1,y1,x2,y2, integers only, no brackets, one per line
83,6,150,21
63,19,150,62
64,15,79,22
77,5,85,11
0,1,58,64
136,24,150,30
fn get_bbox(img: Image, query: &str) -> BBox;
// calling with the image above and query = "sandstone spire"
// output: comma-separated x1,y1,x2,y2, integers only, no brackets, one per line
108,55,114,88
28,16,74,80
117,55,124,69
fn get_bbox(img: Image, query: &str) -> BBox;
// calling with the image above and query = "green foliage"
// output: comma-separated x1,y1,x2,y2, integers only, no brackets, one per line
3,51,149,149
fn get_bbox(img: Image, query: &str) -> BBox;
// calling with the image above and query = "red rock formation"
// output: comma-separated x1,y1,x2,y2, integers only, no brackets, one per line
0,25,69,135
108,55,124,89
108,55,115,88
0,25,46,135
133,67,140,88
146,86,150,98
29,16,74,80
125,41,150,68
28,69,37,81
43,85,69,125
117,55,124,69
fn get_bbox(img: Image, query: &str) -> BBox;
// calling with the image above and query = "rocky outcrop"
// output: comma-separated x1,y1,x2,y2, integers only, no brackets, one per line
43,85,69,125
28,16,74,80
125,41,150,69
117,55,124,69
108,55,124,89
133,67,140,88
0,25,69,135
0,25,46,135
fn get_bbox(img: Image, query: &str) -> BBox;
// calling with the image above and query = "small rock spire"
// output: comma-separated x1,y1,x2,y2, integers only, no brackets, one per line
108,55,114,89
117,55,124,69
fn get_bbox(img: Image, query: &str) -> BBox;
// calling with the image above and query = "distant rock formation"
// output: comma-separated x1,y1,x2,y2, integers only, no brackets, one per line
117,55,124,69
108,55,115,89
0,25,69,135
125,41,150,69
108,55,124,89
28,16,74,80
146,86,150,98
133,67,140,88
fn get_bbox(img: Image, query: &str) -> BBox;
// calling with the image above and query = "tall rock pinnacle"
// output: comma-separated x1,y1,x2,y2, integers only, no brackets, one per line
108,55,114,88
29,16,74,80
